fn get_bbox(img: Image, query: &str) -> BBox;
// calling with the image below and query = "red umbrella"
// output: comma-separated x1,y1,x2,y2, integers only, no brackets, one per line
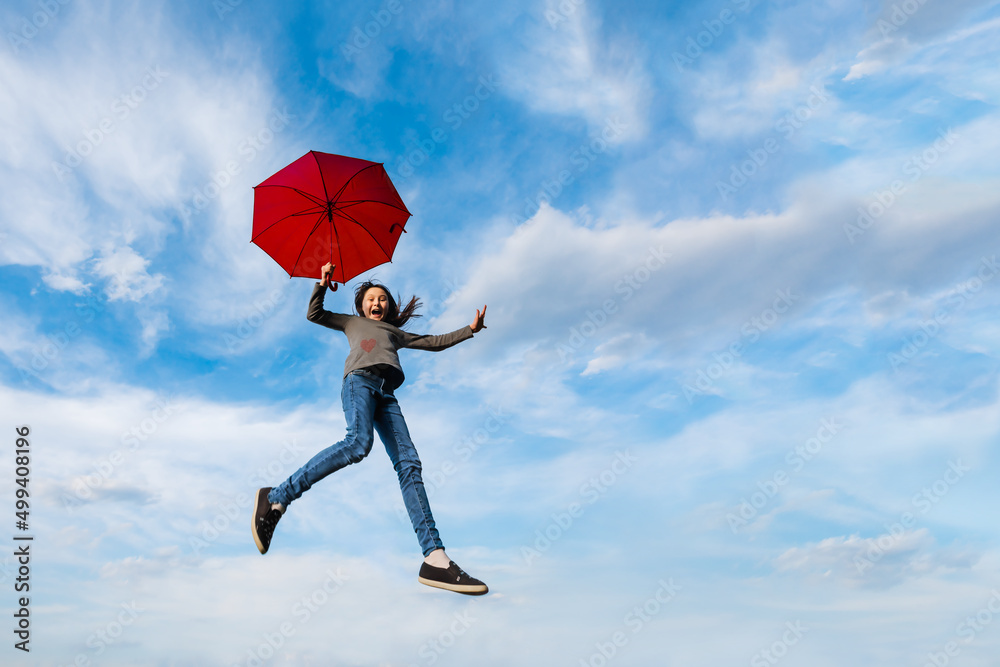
251,151,411,289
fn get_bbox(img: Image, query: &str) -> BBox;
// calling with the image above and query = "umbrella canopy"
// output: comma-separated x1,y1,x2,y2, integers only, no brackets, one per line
251,151,411,286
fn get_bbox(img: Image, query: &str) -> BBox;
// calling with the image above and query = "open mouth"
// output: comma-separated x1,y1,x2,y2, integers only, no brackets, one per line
370,308,382,318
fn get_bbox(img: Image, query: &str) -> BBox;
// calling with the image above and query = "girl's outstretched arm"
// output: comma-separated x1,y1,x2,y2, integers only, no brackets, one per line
400,304,486,351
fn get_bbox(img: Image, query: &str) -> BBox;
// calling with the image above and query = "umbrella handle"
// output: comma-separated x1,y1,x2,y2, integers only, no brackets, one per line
330,282,338,292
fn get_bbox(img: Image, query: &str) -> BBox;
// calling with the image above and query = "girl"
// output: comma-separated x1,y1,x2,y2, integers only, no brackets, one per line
252,262,489,595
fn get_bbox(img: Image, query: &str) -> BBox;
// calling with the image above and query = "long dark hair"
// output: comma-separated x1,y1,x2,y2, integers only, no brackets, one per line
353,280,422,328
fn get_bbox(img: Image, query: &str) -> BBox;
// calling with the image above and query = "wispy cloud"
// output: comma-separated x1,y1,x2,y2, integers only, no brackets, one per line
497,3,649,140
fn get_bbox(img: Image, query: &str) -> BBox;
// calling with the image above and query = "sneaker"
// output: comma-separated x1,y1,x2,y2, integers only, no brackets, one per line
418,561,489,595
252,487,282,554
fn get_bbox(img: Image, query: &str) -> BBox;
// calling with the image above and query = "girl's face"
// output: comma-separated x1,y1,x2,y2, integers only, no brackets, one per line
362,287,389,321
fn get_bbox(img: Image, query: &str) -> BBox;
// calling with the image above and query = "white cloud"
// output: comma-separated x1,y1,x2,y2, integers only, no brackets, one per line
688,46,812,140
41,270,91,294
92,244,164,302
844,37,909,81
432,112,1000,382
497,3,649,140
845,7,1000,81
774,529,978,588
0,2,306,335
137,308,170,356
581,333,634,376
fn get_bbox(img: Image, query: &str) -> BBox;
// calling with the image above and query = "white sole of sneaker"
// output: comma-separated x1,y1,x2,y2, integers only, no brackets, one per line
252,488,270,554
417,576,488,595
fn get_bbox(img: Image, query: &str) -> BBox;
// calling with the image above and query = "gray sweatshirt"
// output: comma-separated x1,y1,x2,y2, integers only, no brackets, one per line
307,282,473,389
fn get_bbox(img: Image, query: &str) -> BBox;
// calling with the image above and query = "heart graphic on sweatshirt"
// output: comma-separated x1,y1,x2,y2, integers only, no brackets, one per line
361,339,376,353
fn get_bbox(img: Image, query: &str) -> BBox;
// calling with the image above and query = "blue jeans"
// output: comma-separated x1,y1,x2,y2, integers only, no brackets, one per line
269,370,444,556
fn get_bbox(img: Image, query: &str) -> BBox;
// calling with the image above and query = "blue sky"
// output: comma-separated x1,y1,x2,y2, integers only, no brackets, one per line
2,0,1000,664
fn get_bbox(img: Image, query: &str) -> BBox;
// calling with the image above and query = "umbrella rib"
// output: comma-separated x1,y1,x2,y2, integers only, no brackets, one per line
333,218,346,285
251,183,327,241
288,216,330,278
311,151,333,204
327,162,378,202
334,199,411,216
329,163,410,216
253,184,328,208
332,207,397,263
250,205,325,243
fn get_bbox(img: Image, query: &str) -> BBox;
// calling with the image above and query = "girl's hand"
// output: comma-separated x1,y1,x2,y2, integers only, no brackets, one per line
471,305,487,333
320,262,337,291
